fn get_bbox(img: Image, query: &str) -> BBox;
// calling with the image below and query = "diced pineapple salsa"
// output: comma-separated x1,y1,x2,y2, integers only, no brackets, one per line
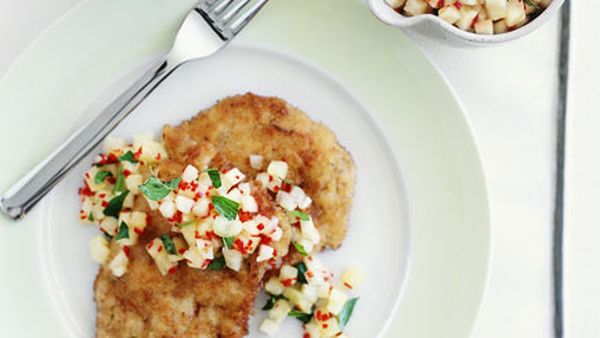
81,134,363,337
260,255,364,338
386,0,552,34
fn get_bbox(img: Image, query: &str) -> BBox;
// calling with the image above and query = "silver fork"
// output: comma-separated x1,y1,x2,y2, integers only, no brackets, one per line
0,0,268,220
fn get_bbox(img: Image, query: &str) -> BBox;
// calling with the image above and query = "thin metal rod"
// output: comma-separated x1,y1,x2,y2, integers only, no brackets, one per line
553,2,571,338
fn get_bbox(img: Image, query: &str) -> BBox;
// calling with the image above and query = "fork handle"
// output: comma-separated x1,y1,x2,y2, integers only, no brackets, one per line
0,58,178,220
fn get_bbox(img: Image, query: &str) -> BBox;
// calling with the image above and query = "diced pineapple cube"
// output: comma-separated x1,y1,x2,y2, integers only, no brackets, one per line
265,277,285,295
276,191,296,211
256,172,270,188
223,248,243,271
213,217,242,237
304,320,321,338
280,264,298,280
385,0,406,9
485,0,507,20
267,161,288,179
268,299,292,323
133,133,167,164
326,289,348,315
181,164,199,182
90,235,111,264
175,195,194,214
257,245,275,262
109,249,129,277
146,238,178,275
241,195,258,213
341,267,365,290
493,19,509,33
284,287,314,313
320,317,342,336
99,217,119,236
475,18,494,34
456,5,480,31
192,197,210,217
438,5,461,24
505,0,526,27
404,0,428,16
249,154,264,169
125,174,143,194
259,318,280,337
159,199,176,219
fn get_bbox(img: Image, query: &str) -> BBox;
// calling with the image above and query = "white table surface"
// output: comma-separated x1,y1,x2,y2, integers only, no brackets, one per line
0,0,594,337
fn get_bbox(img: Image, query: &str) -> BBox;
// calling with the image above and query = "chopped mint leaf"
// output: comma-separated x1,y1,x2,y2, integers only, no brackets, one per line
119,150,137,163
94,170,113,184
293,242,308,256
139,176,180,201
262,294,285,310
212,196,239,220
337,297,359,330
288,310,313,324
208,255,226,271
222,236,235,250
290,210,310,221
115,221,129,241
294,262,308,284
160,235,177,255
103,191,129,217
113,166,126,193
207,169,222,188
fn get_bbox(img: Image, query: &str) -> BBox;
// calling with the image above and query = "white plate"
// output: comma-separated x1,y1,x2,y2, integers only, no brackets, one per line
42,44,410,338
0,0,490,337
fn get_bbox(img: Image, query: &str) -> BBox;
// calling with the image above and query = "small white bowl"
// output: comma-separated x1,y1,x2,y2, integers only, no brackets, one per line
368,0,566,45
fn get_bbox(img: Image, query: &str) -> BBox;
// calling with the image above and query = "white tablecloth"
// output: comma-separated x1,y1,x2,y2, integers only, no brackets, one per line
0,0,595,337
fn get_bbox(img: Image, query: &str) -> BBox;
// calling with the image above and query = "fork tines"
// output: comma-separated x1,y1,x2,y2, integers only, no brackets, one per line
200,0,268,38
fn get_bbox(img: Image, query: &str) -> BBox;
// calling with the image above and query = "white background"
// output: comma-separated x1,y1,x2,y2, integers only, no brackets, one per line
0,1,596,337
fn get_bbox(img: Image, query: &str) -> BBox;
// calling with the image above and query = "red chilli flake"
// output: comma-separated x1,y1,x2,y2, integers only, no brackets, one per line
157,245,163,253
453,1,462,9
234,239,247,254
436,0,444,7
147,241,154,249
134,147,143,161
155,153,161,161
322,324,329,329
258,234,272,245
168,266,177,274
123,246,131,258
238,211,252,222
79,181,94,196
303,334,310,338
257,223,265,231
133,227,143,235
282,278,296,287
101,201,109,208
470,14,479,28
281,182,292,193
178,248,186,254
122,169,132,177
107,177,117,184
343,282,353,289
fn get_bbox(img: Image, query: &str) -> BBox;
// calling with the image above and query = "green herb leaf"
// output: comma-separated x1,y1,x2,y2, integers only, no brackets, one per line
113,166,126,193
293,242,308,256
160,235,177,255
337,297,359,330
94,170,113,184
208,255,226,271
103,191,129,217
262,294,285,310
119,150,137,163
288,310,313,324
177,220,195,228
139,176,181,201
523,0,539,8
294,262,308,284
88,213,95,222
212,196,239,220
115,221,130,241
290,210,310,221
207,169,222,188
222,236,235,250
